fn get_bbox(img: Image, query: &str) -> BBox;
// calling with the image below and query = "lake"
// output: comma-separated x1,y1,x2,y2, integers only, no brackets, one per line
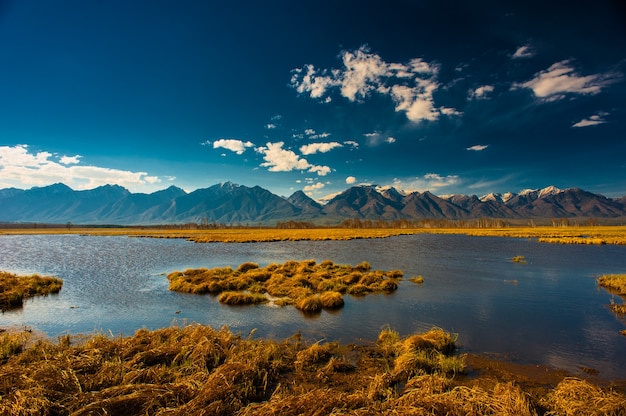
1,233,625,379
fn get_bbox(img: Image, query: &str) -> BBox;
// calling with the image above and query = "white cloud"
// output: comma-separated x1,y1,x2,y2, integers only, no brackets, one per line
59,155,81,165
469,85,494,99
304,128,316,135
514,60,621,101
572,111,609,128
392,173,460,193
512,45,534,59
271,114,282,121
300,142,343,155
0,144,161,192
345,176,356,185
265,123,276,129
212,138,255,155
290,64,340,99
256,141,331,176
343,140,359,149
310,132,331,139
386,137,396,144
303,182,325,193
291,45,458,123
467,144,489,151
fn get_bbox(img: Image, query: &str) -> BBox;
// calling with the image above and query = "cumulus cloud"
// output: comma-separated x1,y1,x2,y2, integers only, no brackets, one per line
469,85,494,99
265,123,276,129
345,176,357,185
514,60,621,101
467,144,489,151
512,45,534,59
291,45,459,123
386,137,396,144
212,138,255,155
256,142,331,176
303,182,325,193
300,142,343,155
392,173,460,193
59,155,81,165
0,144,161,192
572,111,609,128
343,140,359,149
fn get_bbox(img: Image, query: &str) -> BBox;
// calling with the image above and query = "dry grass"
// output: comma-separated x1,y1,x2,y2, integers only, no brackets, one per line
1,324,622,415
0,271,63,311
217,291,268,305
539,377,626,416
598,274,626,296
409,275,424,284
512,255,527,263
4,225,626,245
168,260,403,310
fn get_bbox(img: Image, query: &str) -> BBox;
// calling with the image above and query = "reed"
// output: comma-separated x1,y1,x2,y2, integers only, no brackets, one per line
0,324,622,415
0,271,63,311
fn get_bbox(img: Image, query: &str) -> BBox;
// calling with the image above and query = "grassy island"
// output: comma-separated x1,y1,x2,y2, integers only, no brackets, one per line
168,260,403,311
1,324,624,415
0,271,63,311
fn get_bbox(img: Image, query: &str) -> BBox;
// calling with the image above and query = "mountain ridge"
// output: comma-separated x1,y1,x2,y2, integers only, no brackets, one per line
0,183,625,225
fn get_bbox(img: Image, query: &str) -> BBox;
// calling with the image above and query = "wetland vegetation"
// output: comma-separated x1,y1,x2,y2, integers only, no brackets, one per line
167,260,403,311
2,224,626,245
1,324,625,415
0,271,63,311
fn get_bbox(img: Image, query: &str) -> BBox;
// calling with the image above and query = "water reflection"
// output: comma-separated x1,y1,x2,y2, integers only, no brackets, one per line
1,233,625,379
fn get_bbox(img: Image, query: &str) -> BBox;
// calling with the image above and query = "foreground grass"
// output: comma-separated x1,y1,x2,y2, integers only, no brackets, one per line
168,260,402,311
0,271,63,311
1,324,624,416
2,225,626,245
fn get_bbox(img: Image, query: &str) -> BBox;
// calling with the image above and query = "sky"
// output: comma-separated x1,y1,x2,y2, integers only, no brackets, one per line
1,0,625,199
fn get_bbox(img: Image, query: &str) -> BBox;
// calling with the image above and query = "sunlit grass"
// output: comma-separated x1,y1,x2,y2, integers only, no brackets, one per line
4,225,626,245
1,324,623,415
597,274,626,295
168,259,403,310
0,271,63,311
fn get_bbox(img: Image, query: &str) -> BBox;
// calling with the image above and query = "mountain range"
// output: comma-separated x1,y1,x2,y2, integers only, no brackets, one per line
1,182,625,225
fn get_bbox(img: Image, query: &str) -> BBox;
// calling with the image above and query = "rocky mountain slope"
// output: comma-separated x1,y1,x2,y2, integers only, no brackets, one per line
1,183,624,225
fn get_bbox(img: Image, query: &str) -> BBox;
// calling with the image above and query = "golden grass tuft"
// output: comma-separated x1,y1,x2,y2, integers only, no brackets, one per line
167,260,403,311
319,291,344,309
409,275,425,284
218,291,268,305
295,295,322,313
512,255,527,263
0,271,63,311
540,377,626,416
598,274,626,296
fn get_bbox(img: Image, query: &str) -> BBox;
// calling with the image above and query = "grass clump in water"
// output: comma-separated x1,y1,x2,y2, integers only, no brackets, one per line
512,255,527,263
409,275,424,284
598,274,626,295
218,291,268,305
167,259,403,310
0,271,63,311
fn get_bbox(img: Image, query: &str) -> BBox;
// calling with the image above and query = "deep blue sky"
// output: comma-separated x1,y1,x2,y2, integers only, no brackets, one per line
1,0,625,199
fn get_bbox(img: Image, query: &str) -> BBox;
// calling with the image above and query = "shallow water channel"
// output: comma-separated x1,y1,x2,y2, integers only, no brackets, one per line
1,233,625,379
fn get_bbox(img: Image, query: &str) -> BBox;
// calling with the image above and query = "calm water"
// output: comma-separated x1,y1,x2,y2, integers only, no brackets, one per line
1,233,625,379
